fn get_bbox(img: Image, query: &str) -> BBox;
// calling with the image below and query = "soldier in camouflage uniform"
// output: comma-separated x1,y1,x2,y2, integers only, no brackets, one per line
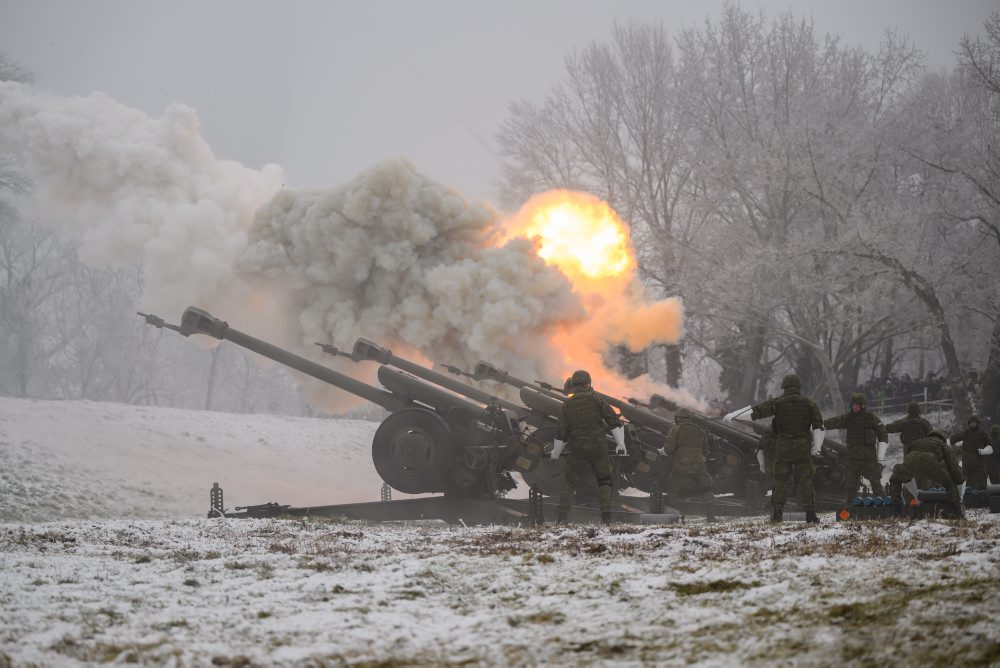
950,416,992,489
824,393,889,503
551,370,626,524
990,425,1000,484
888,429,964,517
727,374,824,523
661,408,716,521
885,402,932,456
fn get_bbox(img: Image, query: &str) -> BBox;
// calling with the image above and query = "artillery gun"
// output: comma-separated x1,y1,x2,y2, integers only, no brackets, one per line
141,307,545,499
140,307,849,517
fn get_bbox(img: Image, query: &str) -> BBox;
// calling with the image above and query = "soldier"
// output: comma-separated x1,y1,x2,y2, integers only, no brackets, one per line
888,429,964,518
824,393,889,504
661,408,716,521
551,369,626,524
885,402,932,455
950,416,992,489
990,425,1000,484
724,373,824,523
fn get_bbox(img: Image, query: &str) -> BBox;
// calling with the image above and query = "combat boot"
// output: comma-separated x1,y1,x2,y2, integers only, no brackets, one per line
770,508,783,522
601,511,612,524
805,511,819,524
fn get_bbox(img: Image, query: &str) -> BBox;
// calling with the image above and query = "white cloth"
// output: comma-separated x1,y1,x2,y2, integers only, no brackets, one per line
811,428,825,456
612,426,627,455
723,405,753,422
876,441,889,463
756,450,766,473
550,439,565,460
978,445,994,456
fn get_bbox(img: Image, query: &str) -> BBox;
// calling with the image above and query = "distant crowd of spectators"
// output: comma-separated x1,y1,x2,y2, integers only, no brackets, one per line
854,370,954,407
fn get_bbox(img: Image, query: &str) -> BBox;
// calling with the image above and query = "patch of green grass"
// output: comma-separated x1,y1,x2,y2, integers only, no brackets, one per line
507,610,566,627
671,579,753,596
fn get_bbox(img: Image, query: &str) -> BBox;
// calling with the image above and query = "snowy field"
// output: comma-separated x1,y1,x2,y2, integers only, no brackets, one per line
1,398,999,665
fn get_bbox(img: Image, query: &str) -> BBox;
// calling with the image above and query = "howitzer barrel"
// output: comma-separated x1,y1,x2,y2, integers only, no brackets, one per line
376,365,491,417
353,339,526,415
474,361,566,401
178,307,408,412
519,386,566,418
601,395,675,436
687,413,760,451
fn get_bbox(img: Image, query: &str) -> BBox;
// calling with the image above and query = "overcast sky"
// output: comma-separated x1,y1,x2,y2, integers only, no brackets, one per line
1,0,996,207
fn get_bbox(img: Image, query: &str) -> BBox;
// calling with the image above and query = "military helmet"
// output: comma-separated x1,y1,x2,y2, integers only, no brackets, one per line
781,374,801,389
570,369,592,388
675,407,691,423
850,392,867,407
906,402,920,417
928,428,946,441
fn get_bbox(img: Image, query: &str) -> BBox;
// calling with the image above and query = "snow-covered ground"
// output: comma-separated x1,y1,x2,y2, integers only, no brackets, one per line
1,398,999,665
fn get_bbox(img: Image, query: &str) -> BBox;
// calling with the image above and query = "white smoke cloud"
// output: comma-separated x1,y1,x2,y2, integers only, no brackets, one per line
241,159,586,402
0,82,701,411
0,81,284,319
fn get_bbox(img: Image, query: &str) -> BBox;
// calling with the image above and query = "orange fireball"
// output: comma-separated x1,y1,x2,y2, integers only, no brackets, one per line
504,190,634,282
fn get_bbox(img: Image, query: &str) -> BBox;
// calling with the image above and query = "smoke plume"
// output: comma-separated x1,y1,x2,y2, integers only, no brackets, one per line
0,82,699,409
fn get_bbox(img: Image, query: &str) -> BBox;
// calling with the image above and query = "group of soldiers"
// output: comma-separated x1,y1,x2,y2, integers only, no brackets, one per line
729,375,998,521
551,369,997,524
551,369,718,524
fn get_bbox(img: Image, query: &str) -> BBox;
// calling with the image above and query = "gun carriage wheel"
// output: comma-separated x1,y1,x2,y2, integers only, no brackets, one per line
372,408,456,494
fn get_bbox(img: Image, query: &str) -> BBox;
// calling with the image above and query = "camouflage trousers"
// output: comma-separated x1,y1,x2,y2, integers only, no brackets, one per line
559,441,613,515
665,464,715,515
772,448,816,512
962,462,988,490
844,458,885,503
986,454,1000,486
888,452,960,505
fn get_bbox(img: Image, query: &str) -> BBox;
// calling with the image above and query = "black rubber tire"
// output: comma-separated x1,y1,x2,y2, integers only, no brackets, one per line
372,408,456,494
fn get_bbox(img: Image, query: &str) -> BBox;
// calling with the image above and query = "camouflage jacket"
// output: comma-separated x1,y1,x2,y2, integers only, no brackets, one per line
663,421,708,471
750,388,823,442
824,409,888,460
910,435,964,484
950,426,990,469
555,390,621,450
885,415,932,455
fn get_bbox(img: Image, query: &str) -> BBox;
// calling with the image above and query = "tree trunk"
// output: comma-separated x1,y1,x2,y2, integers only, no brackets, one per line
735,324,766,406
664,344,682,389
979,304,1000,424
205,345,221,411
879,336,894,380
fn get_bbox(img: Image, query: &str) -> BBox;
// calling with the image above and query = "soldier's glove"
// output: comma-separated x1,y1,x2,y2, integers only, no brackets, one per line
612,426,627,455
978,445,994,456
550,439,566,460
876,441,889,464
723,405,752,422
811,428,825,457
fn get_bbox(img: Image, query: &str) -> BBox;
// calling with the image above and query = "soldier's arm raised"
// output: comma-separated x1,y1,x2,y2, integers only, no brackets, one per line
884,418,904,434
749,399,774,421
874,416,888,442
824,414,845,430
